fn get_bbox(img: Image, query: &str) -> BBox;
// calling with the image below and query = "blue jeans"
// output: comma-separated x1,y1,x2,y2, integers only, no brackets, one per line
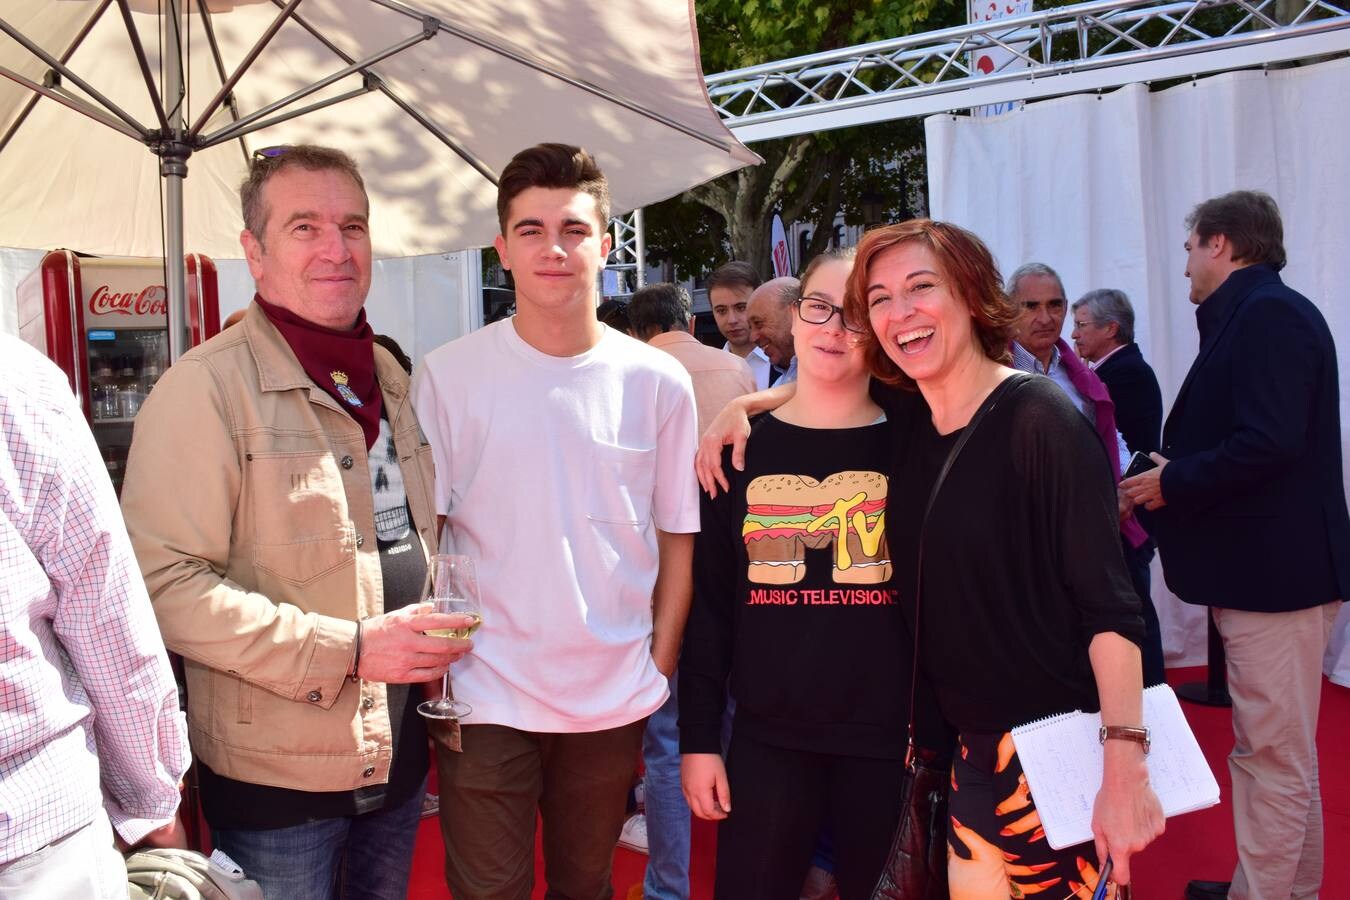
211,778,425,900
643,676,690,900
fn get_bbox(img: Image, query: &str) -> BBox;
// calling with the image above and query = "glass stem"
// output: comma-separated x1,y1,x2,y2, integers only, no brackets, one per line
440,669,451,703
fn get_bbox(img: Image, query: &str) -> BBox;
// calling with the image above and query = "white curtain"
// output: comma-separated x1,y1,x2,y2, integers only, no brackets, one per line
926,57,1350,680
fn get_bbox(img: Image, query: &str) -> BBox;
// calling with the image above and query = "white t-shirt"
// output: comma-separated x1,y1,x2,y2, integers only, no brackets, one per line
412,320,700,732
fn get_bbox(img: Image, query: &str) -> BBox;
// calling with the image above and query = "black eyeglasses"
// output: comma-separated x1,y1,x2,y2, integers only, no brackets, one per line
794,296,866,334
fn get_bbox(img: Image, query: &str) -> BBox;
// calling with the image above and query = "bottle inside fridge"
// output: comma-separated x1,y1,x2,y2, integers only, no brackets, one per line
87,326,166,494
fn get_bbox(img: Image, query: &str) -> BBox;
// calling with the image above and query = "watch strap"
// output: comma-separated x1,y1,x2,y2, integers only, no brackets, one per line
1099,724,1151,754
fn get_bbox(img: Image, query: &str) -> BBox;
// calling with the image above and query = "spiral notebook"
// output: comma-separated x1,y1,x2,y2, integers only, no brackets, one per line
1010,683,1219,849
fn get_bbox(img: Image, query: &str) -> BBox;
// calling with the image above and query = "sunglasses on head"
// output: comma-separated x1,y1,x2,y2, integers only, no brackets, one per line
251,145,291,163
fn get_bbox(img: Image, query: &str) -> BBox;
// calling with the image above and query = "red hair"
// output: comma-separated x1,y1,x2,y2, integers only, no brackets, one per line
843,219,1018,388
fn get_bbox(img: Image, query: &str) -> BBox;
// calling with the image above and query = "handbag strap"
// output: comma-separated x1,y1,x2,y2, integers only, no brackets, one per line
905,372,1033,769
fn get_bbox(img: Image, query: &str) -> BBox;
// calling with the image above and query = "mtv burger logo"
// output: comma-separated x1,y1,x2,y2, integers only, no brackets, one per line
89,283,168,317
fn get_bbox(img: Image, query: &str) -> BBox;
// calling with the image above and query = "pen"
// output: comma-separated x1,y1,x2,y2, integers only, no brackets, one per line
1091,856,1113,900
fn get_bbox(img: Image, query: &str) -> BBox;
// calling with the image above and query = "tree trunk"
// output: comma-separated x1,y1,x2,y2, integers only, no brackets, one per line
730,215,773,279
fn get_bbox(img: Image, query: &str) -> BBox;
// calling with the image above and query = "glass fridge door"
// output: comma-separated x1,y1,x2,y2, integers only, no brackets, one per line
87,326,167,494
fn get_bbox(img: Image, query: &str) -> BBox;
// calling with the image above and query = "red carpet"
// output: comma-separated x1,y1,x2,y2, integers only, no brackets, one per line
407,667,1350,898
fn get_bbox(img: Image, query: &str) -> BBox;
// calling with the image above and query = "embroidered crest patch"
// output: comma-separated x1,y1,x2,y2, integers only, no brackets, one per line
330,370,363,407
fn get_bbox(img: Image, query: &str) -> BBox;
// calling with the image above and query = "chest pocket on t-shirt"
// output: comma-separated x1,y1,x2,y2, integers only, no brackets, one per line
587,443,656,527
249,450,355,585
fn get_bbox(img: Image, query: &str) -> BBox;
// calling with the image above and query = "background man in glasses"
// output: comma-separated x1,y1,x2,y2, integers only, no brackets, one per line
121,144,469,899
1071,287,1167,688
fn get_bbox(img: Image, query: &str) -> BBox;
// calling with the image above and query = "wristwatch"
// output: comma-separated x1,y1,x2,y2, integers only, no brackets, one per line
1099,724,1151,755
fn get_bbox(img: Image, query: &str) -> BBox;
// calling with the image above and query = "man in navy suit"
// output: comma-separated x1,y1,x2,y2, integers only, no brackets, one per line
1071,289,1163,455
1072,288,1166,687
1122,191,1350,900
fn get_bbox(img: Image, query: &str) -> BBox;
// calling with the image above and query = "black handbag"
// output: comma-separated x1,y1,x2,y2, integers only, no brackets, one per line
872,374,1032,900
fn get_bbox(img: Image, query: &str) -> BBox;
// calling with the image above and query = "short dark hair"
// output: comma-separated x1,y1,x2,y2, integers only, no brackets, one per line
373,333,412,374
844,219,1018,390
628,283,690,336
706,261,761,295
240,144,367,243
596,299,630,334
1185,190,1286,270
497,143,610,235
1072,288,1135,344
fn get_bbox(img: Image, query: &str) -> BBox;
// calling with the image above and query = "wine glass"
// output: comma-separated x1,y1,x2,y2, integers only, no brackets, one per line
417,554,482,720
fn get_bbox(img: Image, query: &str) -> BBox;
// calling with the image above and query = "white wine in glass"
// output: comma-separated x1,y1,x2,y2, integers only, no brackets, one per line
418,554,481,721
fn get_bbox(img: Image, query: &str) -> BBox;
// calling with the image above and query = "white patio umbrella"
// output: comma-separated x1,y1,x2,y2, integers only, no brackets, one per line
0,0,757,356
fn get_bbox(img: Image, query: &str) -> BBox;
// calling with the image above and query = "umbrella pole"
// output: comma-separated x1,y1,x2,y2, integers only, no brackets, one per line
162,0,191,364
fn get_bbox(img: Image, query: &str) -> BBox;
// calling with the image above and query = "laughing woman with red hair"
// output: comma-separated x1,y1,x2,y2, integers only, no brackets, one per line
698,220,1163,898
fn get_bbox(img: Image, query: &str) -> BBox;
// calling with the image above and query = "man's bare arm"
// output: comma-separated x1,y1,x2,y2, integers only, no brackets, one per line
651,529,695,677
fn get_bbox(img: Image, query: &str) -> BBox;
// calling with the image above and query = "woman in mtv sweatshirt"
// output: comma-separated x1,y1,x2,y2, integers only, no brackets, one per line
678,249,940,900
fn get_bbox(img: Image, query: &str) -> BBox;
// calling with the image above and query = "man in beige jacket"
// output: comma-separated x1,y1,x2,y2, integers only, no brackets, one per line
121,144,470,900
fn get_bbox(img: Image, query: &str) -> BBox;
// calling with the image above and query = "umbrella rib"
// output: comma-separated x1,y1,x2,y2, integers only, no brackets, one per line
115,0,171,134
0,15,150,138
197,3,252,167
366,0,738,154
198,24,437,147
199,83,376,149
0,0,113,155
0,65,144,141
275,3,499,184
188,0,302,138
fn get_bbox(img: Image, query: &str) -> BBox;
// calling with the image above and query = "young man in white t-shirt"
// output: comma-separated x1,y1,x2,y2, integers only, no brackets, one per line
412,143,699,898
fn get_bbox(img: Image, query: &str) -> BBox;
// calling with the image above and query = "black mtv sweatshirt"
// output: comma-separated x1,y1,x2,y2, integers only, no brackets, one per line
678,413,919,760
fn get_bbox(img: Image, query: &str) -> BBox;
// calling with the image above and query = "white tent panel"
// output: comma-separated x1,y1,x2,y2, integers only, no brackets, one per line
926,57,1350,675
0,0,757,259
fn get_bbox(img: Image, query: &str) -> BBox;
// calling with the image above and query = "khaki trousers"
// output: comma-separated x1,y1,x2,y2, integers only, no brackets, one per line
435,720,645,900
0,815,126,900
1211,601,1341,900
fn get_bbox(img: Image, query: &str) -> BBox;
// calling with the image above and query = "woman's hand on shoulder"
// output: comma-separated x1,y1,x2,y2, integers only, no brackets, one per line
695,402,752,498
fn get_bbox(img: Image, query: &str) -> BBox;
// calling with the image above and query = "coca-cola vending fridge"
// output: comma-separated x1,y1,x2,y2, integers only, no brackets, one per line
17,250,220,493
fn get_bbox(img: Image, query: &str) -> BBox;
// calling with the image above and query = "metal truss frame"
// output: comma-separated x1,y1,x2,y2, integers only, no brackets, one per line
605,209,646,297
707,0,1350,143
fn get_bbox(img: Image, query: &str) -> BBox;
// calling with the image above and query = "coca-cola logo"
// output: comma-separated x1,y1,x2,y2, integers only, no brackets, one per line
88,284,168,317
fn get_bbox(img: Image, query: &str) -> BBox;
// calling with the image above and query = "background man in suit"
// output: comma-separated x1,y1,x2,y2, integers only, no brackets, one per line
1071,288,1163,454
1072,288,1166,685
1122,190,1350,900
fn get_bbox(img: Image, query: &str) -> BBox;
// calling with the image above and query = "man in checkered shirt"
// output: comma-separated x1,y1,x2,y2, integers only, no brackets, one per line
0,334,190,898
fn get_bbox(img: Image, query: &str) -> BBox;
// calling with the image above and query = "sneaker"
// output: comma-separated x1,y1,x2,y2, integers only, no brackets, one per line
634,782,645,809
617,813,649,855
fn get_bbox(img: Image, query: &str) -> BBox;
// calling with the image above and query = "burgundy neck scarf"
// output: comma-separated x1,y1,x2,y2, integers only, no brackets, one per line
255,294,382,450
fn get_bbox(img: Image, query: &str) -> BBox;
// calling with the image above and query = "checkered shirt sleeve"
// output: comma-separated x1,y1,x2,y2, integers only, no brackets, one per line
0,343,189,864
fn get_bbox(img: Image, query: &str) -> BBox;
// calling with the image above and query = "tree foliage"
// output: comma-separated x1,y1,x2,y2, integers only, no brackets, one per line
644,0,962,280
